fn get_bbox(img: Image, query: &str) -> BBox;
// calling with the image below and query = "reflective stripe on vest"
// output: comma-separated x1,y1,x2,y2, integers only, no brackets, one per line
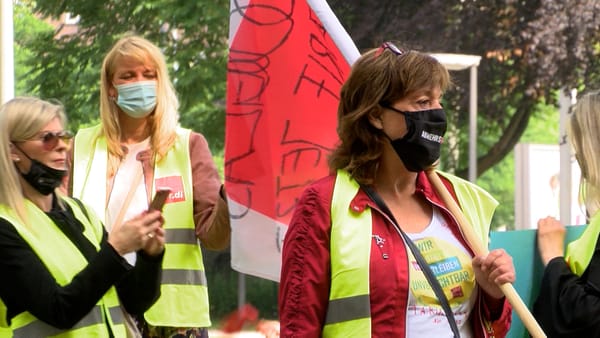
323,170,498,337
323,170,372,337
0,198,126,337
73,126,210,328
565,212,600,276
12,304,124,338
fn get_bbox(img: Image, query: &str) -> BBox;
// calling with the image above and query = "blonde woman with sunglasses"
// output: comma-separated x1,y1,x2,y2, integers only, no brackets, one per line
0,97,165,337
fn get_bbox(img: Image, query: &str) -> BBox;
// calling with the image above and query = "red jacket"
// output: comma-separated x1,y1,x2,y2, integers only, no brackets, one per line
279,171,512,337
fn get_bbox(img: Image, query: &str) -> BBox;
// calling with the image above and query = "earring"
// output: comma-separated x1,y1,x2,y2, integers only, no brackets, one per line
14,157,20,162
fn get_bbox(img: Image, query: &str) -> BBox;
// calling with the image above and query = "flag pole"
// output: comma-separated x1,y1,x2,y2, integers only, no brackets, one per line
426,169,546,338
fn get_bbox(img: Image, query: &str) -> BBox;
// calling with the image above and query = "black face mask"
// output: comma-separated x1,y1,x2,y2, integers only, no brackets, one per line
387,108,447,172
14,146,68,195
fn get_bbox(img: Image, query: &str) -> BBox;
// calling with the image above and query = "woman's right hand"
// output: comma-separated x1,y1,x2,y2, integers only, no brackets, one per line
108,210,165,256
536,216,566,266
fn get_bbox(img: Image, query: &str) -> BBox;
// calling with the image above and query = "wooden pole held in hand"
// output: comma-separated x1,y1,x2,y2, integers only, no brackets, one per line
426,169,546,338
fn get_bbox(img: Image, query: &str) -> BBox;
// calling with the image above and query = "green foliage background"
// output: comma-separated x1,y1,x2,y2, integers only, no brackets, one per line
15,0,229,153
477,101,560,230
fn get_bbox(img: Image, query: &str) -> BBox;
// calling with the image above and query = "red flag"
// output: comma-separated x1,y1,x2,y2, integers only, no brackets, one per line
225,0,359,281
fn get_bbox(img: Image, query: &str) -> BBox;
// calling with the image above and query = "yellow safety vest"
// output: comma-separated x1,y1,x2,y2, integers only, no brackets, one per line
565,212,600,276
73,125,210,327
0,198,126,337
324,170,497,337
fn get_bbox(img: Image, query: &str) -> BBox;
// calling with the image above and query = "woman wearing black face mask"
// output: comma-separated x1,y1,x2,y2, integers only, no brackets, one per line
0,97,166,337
279,42,516,338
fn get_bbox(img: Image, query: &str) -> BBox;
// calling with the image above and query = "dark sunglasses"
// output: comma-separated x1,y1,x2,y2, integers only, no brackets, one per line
29,130,74,150
375,42,405,58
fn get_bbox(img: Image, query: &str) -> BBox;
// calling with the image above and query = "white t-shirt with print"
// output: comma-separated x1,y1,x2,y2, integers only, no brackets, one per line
405,207,476,338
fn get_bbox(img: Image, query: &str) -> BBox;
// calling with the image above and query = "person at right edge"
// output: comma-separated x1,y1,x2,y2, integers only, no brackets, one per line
69,35,231,338
278,42,515,337
534,90,600,337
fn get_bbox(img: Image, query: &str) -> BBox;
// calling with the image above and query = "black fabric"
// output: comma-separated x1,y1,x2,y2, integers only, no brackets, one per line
0,194,163,329
386,108,446,172
13,143,68,195
50,200,97,260
533,234,600,338
363,185,461,338
72,197,91,223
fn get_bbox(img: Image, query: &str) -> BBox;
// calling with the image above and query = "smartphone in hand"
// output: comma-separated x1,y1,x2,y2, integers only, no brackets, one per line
149,188,171,211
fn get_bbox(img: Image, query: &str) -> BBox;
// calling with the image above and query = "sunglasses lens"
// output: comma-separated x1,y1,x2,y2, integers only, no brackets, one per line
41,132,58,150
59,131,74,142
40,131,73,150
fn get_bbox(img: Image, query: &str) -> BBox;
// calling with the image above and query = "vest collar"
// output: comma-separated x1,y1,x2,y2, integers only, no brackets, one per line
348,171,448,213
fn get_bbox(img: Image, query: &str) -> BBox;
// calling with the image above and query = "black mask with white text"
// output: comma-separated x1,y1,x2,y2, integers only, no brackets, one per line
387,108,447,172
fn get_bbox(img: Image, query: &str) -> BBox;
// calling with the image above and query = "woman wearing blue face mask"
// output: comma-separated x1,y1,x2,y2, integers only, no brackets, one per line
68,34,231,338
279,42,516,338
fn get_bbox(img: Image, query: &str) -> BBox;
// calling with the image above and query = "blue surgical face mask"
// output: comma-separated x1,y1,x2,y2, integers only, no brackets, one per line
115,81,157,118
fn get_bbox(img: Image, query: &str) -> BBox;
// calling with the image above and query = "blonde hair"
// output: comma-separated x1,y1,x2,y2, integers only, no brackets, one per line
328,45,451,185
99,34,179,176
569,90,600,216
0,97,67,223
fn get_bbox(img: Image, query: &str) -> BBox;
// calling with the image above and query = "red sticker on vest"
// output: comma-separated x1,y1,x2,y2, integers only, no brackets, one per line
154,176,185,204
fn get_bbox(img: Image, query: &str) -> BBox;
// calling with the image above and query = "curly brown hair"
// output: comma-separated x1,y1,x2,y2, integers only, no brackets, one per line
328,45,451,185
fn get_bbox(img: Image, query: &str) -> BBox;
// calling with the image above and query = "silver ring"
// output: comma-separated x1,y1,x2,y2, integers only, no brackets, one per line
147,232,154,239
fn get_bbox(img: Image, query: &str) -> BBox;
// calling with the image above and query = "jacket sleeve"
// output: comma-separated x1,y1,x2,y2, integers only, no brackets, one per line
533,247,600,338
189,132,231,251
472,289,512,338
116,248,164,316
279,181,332,337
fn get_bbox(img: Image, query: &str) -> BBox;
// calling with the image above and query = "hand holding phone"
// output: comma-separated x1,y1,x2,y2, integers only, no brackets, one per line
149,188,171,211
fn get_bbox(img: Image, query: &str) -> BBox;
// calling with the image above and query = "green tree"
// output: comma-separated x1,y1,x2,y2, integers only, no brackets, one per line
330,0,600,178
328,1,599,230
18,0,229,153
478,100,560,229
13,2,54,96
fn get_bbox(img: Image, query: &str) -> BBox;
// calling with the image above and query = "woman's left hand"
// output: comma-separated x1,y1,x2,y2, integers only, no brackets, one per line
472,249,515,299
